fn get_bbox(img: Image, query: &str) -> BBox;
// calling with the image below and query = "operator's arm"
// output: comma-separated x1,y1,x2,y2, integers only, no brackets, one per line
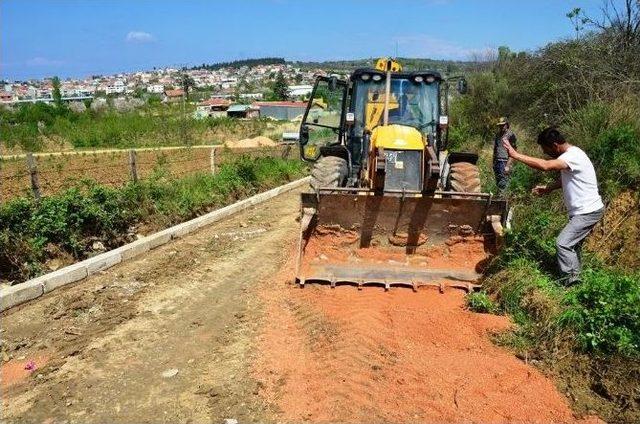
502,139,568,171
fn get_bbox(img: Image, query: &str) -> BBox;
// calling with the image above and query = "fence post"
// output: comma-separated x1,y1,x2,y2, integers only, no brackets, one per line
26,153,41,201
128,150,138,183
210,147,216,174
281,144,292,159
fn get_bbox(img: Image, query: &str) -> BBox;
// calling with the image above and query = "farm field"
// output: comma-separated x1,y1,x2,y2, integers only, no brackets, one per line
1,145,298,201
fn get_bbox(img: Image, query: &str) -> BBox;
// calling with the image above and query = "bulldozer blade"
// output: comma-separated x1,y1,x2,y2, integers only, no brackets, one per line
296,192,507,291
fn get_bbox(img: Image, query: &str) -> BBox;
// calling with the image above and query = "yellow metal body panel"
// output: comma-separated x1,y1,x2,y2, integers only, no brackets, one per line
371,125,425,150
375,57,402,72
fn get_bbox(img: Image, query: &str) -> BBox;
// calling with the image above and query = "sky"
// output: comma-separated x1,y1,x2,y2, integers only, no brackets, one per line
1,0,606,81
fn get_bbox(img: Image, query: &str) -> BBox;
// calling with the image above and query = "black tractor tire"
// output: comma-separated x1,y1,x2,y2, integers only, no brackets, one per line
446,162,482,194
310,156,348,192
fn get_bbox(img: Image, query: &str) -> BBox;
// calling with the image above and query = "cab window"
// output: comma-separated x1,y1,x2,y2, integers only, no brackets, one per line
300,77,346,160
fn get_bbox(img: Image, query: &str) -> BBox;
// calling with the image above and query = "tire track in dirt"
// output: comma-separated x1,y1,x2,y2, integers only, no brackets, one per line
1,187,305,423
254,252,601,423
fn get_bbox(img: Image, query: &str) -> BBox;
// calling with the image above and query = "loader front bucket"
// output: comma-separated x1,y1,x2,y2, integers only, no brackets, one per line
296,191,507,291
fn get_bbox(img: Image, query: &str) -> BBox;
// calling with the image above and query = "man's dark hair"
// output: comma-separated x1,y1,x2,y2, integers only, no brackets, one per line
537,127,566,147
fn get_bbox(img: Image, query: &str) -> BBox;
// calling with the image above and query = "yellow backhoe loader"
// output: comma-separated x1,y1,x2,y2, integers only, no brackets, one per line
296,58,507,291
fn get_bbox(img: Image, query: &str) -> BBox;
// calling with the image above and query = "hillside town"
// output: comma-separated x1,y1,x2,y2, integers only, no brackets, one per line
0,61,329,119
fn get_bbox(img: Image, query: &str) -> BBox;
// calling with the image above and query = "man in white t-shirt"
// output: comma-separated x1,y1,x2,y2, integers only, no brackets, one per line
502,127,604,286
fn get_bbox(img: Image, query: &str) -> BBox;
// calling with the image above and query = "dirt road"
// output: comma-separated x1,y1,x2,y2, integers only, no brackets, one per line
1,187,598,423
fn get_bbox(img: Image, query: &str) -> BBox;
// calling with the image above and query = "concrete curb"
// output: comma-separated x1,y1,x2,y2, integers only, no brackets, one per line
0,177,310,313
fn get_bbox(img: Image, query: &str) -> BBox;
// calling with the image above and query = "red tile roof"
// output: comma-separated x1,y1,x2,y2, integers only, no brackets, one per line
198,98,231,106
164,89,185,97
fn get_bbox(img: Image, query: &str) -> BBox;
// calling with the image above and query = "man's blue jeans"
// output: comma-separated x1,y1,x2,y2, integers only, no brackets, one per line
493,160,508,193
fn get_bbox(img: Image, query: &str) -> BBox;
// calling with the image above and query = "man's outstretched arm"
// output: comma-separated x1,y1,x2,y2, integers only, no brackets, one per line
502,139,568,171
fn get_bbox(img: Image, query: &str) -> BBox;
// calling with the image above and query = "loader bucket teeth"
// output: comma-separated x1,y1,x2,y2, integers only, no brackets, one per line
295,192,507,291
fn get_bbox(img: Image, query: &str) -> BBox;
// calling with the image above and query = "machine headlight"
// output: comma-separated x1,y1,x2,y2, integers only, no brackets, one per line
372,74,383,81
361,73,371,81
413,75,424,83
425,75,436,83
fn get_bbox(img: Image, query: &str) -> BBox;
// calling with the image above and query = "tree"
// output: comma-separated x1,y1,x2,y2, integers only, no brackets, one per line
133,87,146,99
180,73,196,99
52,76,63,108
566,7,588,40
270,71,289,101
497,46,515,63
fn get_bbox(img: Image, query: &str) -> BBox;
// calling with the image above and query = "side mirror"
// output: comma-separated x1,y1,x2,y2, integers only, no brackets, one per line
456,79,468,95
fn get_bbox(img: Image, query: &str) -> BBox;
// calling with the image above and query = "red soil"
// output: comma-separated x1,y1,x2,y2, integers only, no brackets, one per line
1,354,49,390
253,250,600,423
301,226,490,276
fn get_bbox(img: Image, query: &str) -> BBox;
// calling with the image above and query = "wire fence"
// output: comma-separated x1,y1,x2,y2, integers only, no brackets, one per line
0,144,299,203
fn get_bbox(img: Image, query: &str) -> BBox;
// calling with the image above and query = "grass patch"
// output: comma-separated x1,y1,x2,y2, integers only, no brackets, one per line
465,292,498,314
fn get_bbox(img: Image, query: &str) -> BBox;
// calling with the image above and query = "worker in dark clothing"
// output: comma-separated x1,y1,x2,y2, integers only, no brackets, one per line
493,117,517,194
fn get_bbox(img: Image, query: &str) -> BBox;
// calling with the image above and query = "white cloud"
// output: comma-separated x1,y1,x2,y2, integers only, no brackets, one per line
392,34,494,61
26,57,64,66
126,31,155,43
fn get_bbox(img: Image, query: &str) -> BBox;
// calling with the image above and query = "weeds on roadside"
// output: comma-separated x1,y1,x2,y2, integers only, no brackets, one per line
466,292,498,314
0,156,306,284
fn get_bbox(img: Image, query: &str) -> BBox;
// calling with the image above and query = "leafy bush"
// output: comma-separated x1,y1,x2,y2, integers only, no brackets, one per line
562,101,640,196
559,268,640,355
588,124,640,196
562,101,612,146
448,72,510,142
499,195,566,273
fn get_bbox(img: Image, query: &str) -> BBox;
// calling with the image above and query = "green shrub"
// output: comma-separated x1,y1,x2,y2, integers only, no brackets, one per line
466,292,497,314
588,124,640,196
562,101,612,145
448,72,510,141
559,268,640,356
499,196,566,274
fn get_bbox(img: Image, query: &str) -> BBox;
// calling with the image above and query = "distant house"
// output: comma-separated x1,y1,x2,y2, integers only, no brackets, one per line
163,89,185,103
239,92,263,101
195,98,231,118
0,91,15,103
147,84,164,94
252,101,308,120
227,104,260,119
106,80,126,95
288,84,313,98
